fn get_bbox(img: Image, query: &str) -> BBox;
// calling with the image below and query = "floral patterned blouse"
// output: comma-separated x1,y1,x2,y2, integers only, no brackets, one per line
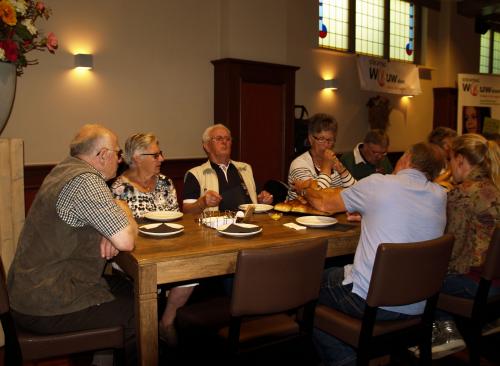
446,170,500,274
110,174,180,218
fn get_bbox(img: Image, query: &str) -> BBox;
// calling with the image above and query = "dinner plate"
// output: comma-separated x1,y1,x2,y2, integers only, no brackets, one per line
143,211,183,222
138,223,184,237
295,216,338,228
238,204,274,213
216,223,263,237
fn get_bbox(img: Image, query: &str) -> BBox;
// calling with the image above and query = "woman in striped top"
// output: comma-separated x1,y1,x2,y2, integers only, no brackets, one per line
287,113,356,200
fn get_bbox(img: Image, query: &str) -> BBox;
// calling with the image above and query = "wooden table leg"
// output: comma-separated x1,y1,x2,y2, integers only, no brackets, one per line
135,263,158,366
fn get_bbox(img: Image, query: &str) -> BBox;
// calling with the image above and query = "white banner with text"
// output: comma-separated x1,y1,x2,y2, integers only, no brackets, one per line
356,56,421,95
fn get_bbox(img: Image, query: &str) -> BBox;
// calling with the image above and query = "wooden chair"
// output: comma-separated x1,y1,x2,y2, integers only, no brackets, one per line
176,239,327,360
0,257,125,366
437,226,500,365
314,234,454,366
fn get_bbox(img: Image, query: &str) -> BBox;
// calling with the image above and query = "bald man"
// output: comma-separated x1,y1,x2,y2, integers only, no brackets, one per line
8,124,138,365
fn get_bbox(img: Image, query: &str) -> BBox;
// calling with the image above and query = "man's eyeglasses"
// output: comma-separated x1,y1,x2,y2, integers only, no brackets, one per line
312,135,335,144
98,148,122,159
141,151,164,159
211,136,232,143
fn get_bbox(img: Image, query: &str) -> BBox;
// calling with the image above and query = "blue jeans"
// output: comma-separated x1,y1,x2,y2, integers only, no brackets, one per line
313,267,413,366
436,274,500,321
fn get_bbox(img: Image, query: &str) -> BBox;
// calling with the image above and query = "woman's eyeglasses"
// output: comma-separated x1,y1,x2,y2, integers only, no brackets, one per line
312,135,335,144
141,151,163,159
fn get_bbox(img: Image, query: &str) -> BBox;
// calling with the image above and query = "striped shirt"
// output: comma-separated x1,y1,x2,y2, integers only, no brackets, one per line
287,151,356,200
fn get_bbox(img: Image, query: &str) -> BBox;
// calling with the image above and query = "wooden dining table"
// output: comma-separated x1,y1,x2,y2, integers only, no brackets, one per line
115,211,360,366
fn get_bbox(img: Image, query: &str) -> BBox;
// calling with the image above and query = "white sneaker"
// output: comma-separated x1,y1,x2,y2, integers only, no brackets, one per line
482,318,500,336
431,320,466,360
410,320,466,360
408,321,440,358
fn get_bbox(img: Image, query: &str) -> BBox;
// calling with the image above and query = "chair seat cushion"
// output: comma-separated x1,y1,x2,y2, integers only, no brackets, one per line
218,313,299,343
314,305,421,347
437,293,474,317
18,325,123,361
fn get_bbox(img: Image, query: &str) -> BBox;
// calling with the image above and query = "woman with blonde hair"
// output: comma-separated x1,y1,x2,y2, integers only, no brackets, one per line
429,133,500,359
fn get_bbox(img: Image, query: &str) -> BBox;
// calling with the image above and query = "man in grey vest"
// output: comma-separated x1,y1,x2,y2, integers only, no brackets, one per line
8,124,138,365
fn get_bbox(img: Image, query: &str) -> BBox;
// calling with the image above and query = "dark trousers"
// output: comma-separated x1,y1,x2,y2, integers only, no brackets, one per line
13,274,136,365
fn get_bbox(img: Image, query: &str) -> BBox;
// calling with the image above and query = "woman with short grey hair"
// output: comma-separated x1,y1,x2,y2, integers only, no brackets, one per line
111,132,193,346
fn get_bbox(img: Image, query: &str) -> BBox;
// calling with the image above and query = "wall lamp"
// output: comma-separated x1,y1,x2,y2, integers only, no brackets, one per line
74,53,93,70
323,78,339,90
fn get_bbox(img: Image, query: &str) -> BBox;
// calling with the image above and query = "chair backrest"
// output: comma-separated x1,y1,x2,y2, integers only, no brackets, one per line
0,257,10,315
230,239,327,316
366,234,454,308
0,257,23,366
262,179,289,204
482,226,500,281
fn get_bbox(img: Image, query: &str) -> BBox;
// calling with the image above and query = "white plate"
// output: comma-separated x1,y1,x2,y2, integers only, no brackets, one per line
238,204,274,213
138,223,184,237
216,223,263,237
143,211,183,222
296,216,338,228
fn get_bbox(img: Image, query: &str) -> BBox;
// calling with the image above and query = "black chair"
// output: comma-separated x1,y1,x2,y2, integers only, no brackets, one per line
176,239,327,361
437,226,500,365
0,258,125,366
314,234,454,366
262,179,289,204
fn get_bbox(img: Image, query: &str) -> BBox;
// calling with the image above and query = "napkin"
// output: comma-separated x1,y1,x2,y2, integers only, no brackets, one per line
140,223,180,233
221,224,261,233
283,223,307,231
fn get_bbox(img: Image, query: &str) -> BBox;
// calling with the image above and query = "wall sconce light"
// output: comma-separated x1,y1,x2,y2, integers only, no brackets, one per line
403,95,414,98
323,79,339,90
74,53,93,70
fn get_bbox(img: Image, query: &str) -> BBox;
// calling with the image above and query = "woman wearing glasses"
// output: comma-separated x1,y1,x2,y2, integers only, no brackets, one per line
287,113,356,201
111,133,192,347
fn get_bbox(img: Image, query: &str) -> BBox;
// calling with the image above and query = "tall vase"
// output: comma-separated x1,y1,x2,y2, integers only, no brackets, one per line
0,62,17,134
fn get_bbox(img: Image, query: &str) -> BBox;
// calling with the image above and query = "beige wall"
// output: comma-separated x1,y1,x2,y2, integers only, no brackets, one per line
0,0,484,163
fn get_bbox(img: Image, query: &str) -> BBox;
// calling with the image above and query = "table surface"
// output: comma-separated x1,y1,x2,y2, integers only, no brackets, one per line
116,211,361,366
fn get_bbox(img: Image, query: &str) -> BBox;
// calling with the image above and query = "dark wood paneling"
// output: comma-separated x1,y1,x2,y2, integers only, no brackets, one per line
240,82,284,188
433,87,458,130
23,158,205,214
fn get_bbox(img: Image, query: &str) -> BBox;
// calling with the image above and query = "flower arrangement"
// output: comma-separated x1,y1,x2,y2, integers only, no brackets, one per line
0,0,57,75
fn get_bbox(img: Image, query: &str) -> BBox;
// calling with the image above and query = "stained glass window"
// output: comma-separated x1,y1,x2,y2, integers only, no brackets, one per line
492,32,500,74
389,0,414,62
480,31,491,74
319,0,349,50
319,0,417,63
355,0,384,57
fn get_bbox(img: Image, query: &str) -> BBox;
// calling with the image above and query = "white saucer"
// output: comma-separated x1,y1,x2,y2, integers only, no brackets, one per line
217,223,262,237
296,216,337,228
143,211,183,222
138,223,184,237
238,204,274,213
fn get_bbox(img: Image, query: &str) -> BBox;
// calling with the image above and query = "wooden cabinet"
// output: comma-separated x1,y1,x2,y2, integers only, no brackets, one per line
433,87,457,130
211,58,299,190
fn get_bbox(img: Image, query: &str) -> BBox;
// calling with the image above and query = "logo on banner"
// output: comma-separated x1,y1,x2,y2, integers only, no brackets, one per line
357,56,421,95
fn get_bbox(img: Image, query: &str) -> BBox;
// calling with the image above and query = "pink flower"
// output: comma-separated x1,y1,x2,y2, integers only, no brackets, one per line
46,32,57,52
35,1,45,12
0,40,19,62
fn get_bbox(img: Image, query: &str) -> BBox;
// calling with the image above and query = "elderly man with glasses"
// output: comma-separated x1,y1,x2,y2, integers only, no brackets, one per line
8,124,138,365
340,129,393,181
183,123,273,213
